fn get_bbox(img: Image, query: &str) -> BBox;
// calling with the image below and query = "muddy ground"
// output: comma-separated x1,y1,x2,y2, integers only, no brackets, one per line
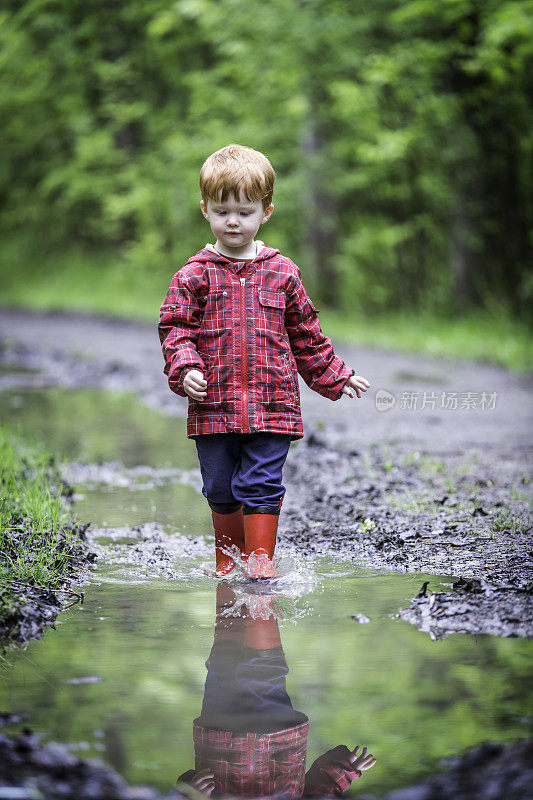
0,716,184,800
0,519,93,650
0,307,531,641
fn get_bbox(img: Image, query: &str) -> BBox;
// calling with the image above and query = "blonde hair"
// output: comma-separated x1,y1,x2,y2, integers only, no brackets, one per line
200,144,275,210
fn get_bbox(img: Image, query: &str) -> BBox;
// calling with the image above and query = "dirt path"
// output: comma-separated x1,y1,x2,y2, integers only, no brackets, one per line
1,307,532,637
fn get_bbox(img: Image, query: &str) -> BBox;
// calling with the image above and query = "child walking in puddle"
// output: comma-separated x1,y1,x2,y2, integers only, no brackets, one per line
159,145,370,579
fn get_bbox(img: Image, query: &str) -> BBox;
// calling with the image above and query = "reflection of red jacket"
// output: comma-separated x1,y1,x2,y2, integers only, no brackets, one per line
158,246,354,440
192,720,308,798
189,722,361,798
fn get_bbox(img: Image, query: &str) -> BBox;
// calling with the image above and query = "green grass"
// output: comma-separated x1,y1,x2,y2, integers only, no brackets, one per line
491,508,532,537
418,457,446,474
510,487,533,506
0,426,81,636
319,306,532,374
0,246,167,320
0,242,531,373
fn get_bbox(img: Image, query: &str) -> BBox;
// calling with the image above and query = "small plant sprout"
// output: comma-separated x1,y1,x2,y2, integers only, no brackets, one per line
359,518,377,535
401,451,420,467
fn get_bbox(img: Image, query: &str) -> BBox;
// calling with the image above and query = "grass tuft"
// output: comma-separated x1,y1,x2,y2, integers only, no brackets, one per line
491,508,532,537
0,427,83,641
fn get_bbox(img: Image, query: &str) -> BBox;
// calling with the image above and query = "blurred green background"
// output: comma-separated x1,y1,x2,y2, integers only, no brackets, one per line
0,0,531,369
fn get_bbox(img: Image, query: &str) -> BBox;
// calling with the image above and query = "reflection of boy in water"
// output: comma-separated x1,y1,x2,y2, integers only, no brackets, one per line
177,583,376,798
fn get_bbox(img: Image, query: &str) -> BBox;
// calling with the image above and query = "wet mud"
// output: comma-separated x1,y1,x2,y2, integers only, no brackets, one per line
396,578,532,640
62,462,202,493
281,434,532,638
360,739,533,800
86,521,212,581
0,722,184,800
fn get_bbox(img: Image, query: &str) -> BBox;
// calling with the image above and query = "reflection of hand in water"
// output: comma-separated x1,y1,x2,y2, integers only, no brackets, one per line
188,767,215,796
177,581,376,798
304,744,377,797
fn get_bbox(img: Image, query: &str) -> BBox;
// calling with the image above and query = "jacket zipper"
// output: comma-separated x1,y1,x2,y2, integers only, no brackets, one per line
240,270,249,432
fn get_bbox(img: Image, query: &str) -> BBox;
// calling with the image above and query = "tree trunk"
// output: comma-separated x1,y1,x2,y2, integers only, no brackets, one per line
300,110,339,306
449,190,481,309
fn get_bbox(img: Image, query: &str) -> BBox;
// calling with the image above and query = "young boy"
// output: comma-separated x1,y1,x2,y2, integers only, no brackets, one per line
158,145,370,579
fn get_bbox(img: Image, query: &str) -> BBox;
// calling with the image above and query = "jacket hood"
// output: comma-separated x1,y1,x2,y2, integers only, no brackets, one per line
184,241,280,265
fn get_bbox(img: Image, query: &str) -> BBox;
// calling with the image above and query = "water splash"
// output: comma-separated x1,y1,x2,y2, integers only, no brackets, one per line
85,524,321,619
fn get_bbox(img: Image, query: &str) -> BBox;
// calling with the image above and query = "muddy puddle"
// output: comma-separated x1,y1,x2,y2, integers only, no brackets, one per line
0,387,531,797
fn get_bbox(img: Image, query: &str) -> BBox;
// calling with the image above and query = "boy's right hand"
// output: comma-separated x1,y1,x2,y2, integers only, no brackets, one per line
183,369,207,401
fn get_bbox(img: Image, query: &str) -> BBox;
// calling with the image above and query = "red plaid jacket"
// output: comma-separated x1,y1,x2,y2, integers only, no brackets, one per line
158,245,354,439
182,722,361,798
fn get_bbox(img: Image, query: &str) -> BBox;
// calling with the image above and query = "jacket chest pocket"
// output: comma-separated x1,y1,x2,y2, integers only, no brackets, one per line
201,290,228,335
257,288,286,336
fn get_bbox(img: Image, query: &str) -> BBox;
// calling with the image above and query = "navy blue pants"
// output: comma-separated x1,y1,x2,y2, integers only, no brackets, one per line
193,433,291,511
198,640,306,733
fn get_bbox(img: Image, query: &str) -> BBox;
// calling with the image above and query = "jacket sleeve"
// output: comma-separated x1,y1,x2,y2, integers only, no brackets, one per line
303,745,362,797
285,266,354,400
158,266,206,397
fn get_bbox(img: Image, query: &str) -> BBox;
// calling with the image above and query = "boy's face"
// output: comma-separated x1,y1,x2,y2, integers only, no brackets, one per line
201,191,273,253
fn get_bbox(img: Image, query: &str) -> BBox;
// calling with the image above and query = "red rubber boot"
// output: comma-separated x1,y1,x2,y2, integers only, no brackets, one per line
212,508,245,577
213,580,246,643
242,496,284,579
246,597,282,649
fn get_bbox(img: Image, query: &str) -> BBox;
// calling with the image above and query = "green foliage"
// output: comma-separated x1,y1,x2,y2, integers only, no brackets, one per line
0,0,531,316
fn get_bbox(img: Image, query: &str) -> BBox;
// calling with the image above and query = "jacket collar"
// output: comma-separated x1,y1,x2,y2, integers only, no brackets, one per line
185,241,280,267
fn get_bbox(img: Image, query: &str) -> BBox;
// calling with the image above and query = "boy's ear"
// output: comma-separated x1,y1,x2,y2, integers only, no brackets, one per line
200,200,209,220
261,203,274,224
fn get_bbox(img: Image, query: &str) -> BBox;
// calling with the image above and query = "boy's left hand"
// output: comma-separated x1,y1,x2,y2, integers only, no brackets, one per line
349,745,377,772
342,375,370,399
